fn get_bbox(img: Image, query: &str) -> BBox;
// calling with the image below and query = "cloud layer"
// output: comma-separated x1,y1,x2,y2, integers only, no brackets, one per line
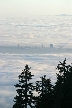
0,53,72,107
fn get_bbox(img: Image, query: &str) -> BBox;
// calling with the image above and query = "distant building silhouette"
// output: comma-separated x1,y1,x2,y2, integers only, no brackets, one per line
18,44,19,48
50,44,53,48
42,45,43,48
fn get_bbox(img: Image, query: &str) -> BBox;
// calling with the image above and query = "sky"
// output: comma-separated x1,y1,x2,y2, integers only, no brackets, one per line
0,0,72,17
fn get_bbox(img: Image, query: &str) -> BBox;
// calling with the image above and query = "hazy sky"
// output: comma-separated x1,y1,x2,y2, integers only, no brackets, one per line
0,0,72,17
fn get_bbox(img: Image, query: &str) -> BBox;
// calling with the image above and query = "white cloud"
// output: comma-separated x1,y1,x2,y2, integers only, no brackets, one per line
0,53,72,107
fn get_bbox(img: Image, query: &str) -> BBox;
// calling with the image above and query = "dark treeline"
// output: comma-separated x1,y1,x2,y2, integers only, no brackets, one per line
12,58,72,108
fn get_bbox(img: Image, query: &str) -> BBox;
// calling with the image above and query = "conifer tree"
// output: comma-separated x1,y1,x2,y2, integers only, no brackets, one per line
53,58,72,108
36,75,53,108
12,64,35,108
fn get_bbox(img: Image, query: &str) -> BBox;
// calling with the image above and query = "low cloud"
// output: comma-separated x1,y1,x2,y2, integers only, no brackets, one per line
0,53,72,108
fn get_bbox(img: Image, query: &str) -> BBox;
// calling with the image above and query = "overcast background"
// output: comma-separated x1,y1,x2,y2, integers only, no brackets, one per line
0,0,72,17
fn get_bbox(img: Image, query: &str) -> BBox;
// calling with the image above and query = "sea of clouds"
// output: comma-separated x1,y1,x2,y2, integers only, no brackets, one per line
0,16,72,47
0,53,72,108
0,16,72,107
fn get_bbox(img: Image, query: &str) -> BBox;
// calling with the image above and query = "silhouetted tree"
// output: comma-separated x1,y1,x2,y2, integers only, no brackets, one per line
12,64,35,108
12,59,72,108
36,75,53,108
53,58,72,108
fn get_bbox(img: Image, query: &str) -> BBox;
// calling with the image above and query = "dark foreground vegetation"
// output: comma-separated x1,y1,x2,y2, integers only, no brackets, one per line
12,58,72,108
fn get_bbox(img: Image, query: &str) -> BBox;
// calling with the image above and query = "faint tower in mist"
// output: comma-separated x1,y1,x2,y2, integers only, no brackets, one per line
42,45,43,48
50,44,53,48
18,44,19,48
